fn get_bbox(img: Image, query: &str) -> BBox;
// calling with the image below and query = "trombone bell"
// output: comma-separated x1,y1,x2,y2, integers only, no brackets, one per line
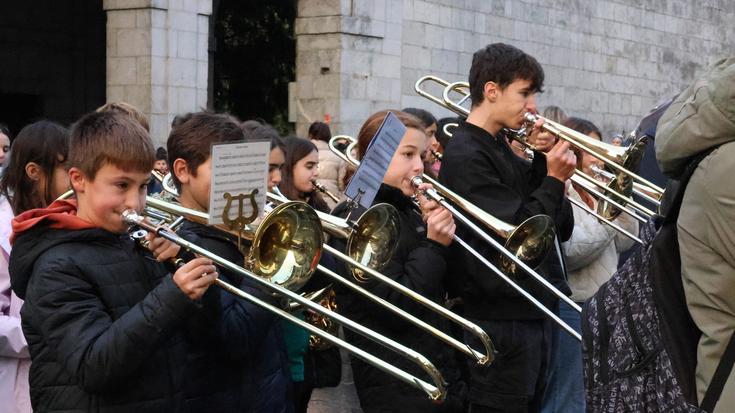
248,201,324,292
347,203,401,283
501,215,556,275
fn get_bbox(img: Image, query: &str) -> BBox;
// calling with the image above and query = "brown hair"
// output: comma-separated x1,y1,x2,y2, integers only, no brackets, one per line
355,110,424,160
0,120,69,214
69,111,154,181
167,111,244,192
563,116,601,169
95,101,150,132
341,110,425,188
542,105,568,124
280,136,329,212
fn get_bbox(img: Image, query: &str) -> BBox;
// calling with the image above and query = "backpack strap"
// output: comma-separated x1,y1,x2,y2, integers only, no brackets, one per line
664,147,718,224
700,331,735,412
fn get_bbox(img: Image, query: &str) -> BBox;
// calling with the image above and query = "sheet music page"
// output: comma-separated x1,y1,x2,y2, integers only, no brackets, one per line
345,112,406,209
208,140,270,226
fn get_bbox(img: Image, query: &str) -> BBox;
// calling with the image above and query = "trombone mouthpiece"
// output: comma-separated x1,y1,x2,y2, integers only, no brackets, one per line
121,209,144,225
410,176,425,188
523,112,539,123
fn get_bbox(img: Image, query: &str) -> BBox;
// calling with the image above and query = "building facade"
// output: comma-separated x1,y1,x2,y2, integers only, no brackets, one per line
290,0,735,138
1,0,732,145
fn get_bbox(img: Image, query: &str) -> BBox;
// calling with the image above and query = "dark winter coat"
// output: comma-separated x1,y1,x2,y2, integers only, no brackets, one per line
176,219,293,412
330,184,467,413
10,222,198,413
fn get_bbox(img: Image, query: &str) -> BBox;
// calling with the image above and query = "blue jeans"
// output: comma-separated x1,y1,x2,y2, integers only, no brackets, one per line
540,301,585,413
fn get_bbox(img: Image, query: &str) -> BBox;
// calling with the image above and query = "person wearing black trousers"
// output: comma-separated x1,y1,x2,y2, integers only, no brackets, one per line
439,43,576,412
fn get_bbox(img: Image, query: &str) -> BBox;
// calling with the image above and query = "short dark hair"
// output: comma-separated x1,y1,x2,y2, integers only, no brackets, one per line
402,108,437,129
167,112,244,192
172,112,194,128
469,43,544,107
307,121,332,143
155,147,168,161
0,120,69,214
242,120,283,151
70,111,153,181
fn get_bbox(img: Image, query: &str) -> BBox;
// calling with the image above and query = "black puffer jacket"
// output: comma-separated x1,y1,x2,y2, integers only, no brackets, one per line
330,184,466,413
10,223,198,413
175,219,292,413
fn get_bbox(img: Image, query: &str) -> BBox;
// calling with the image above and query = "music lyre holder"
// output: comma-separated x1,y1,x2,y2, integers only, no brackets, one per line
222,188,260,253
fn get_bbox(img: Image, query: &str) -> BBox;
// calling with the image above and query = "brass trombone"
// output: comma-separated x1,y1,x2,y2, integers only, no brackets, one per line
516,113,659,219
267,190,497,365
122,209,447,401
312,180,341,204
430,121,643,243
331,136,582,341
418,76,653,242
149,176,496,364
439,77,663,218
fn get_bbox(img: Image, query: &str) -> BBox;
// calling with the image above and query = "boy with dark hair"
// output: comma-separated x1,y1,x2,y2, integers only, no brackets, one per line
439,43,577,412
8,111,218,412
168,112,292,412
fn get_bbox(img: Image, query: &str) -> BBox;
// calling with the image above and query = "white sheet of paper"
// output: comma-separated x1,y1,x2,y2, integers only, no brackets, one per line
208,140,270,226
345,112,406,209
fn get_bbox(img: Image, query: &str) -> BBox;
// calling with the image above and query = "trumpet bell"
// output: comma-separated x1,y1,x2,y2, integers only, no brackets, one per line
501,215,556,275
250,201,324,292
347,203,401,282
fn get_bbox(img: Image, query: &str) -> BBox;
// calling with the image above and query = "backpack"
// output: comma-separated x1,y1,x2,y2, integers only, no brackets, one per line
581,147,734,412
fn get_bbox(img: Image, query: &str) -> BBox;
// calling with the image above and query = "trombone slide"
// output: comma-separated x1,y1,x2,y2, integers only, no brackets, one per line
267,190,496,365
123,210,447,402
410,177,583,341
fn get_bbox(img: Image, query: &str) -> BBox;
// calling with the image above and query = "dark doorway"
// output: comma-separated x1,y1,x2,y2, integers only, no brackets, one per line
0,1,106,136
0,94,43,139
212,0,297,134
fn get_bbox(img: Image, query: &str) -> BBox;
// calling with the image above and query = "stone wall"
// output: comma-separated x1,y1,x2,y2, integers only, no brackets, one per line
292,0,735,138
104,0,212,147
